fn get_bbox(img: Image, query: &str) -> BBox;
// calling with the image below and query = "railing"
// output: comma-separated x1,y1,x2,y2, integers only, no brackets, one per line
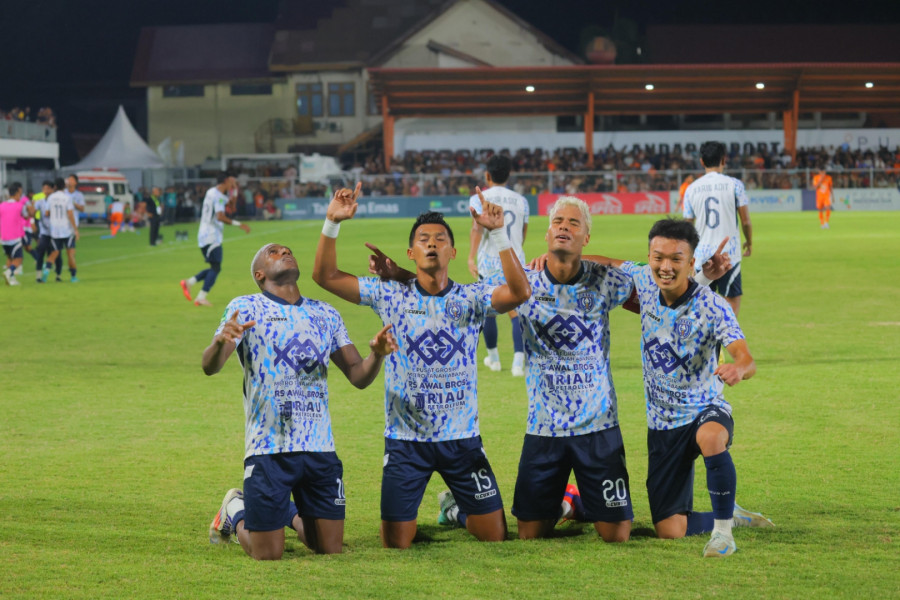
0,120,57,142
167,168,897,199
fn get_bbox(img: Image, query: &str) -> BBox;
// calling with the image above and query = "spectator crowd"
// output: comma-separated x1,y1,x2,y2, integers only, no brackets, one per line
1,106,56,127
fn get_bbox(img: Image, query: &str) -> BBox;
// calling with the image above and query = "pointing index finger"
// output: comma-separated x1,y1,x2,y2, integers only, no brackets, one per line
352,182,362,202
715,236,729,256
365,242,385,256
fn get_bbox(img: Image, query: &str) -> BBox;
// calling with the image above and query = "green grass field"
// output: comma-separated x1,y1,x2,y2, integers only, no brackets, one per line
3,211,898,599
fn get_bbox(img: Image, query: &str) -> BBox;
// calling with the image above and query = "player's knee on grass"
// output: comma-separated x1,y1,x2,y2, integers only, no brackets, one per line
594,519,631,543
381,520,417,549
654,514,687,539
466,510,507,542
247,529,286,560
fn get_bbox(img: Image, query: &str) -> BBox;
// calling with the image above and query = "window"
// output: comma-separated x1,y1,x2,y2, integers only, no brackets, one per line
231,83,272,96
114,183,127,194
367,89,379,115
163,85,205,98
296,83,323,117
328,82,355,116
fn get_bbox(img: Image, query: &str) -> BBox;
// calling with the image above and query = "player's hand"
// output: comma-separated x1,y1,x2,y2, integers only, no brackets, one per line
217,310,256,345
714,363,743,386
74,230,80,242
366,242,399,279
467,257,479,280
742,240,752,257
527,253,549,271
469,186,503,231
326,182,362,223
239,223,251,234
701,237,731,281
370,323,399,357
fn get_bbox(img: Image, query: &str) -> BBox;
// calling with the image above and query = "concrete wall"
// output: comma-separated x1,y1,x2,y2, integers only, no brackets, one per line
147,82,293,165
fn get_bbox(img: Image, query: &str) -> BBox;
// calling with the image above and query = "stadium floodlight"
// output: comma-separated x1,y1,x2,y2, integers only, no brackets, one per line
525,85,535,93
865,82,874,88
755,82,765,90
645,84,654,91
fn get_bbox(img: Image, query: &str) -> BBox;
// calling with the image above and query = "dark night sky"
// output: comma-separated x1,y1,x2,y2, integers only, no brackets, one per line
2,0,898,162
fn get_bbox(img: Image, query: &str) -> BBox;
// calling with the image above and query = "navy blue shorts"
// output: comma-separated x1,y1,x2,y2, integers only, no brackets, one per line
201,244,223,264
242,451,345,532
710,263,742,298
2,241,22,260
51,236,75,252
381,436,504,522
23,231,33,247
646,406,734,523
512,428,633,523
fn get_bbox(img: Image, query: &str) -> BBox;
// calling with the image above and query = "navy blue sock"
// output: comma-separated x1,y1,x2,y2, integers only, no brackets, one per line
704,450,737,520
231,508,246,531
483,316,498,349
458,511,467,528
511,316,524,353
685,511,715,536
70,268,77,278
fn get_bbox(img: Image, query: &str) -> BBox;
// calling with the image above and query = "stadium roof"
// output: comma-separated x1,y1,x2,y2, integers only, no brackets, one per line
369,63,900,117
370,62,900,166
131,24,276,86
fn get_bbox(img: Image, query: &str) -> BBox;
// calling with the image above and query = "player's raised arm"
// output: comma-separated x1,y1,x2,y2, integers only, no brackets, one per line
312,183,364,304
714,339,756,386
202,310,256,375
470,187,530,312
331,324,399,389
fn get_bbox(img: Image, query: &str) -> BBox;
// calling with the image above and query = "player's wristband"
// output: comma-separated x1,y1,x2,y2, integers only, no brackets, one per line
231,219,242,227
322,219,341,238
489,227,511,252
694,271,712,286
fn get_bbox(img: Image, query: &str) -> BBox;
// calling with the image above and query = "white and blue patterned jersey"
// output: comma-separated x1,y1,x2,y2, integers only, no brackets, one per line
34,198,51,236
469,186,529,277
197,186,228,248
518,263,633,436
358,277,497,442
46,191,75,238
683,171,749,271
216,291,353,458
67,190,85,226
619,262,745,430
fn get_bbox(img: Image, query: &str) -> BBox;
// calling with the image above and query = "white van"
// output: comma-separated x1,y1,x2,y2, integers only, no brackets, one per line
74,171,134,222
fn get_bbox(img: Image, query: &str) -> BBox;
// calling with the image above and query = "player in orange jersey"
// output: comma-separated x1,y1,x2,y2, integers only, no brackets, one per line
677,174,695,213
812,168,834,229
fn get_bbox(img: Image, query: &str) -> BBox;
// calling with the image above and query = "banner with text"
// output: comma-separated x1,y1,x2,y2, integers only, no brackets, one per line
275,195,538,220
539,192,671,216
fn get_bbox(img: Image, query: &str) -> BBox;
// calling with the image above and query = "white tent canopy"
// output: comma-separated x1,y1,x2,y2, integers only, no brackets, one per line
66,106,165,170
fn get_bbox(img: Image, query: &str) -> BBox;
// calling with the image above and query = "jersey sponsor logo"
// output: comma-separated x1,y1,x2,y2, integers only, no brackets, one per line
405,330,465,365
535,295,555,303
537,315,593,350
577,292,595,313
645,338,691,374
675,318,694,339
646,312,662,323
267,317,288,322
405,309,426,315
273,337,328,374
